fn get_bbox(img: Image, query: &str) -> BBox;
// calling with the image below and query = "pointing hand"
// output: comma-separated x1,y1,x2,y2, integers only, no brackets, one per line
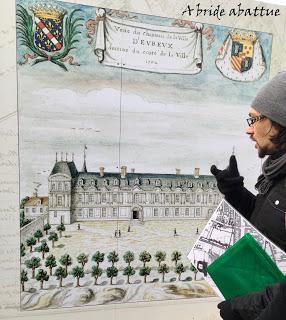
210,155,244,194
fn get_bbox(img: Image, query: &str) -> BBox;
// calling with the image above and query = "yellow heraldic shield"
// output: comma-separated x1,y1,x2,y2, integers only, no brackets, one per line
215,29,266,82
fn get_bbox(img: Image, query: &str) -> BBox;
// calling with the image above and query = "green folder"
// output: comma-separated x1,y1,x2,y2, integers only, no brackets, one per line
206,233,285,300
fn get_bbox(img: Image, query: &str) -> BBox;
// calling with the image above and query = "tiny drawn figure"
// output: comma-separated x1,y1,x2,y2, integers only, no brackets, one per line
114,230,117,238
174,228,177,237
196,227,199,235
118,230,121,237
77,223,80,230
127,226,131,232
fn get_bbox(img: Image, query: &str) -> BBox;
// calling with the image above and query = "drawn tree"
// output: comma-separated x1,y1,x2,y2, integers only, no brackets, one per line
43,223,51,235
158,263,169,282
175,263,186,281
123,251,135,266
92,251,105,267
36,268,49,290
91,265,103,285
190,263,198,281
59,254,72,276
106,266,118,285
107,250,119,267
123,265,136,284
139,251,152,267
77,253,89,269
48,231,59,248
54,266,67,288
20,196,30,209
26,237,36,253
36,240,50,259
139,266,151,283
71,265,85,287
25,257,41,279
155,251,166,267
57,223,66,238
34,229,43,242
20,269,28,292
45,254,57,276
21,243,26,257
171,251,182,267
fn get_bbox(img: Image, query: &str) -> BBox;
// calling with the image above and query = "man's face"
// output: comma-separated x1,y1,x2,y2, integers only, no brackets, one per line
246,107,279,158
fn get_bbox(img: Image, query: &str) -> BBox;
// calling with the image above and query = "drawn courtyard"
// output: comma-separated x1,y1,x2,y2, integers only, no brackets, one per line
20,219,215,310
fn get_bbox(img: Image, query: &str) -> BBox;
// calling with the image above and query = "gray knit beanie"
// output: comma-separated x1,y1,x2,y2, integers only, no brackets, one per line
251,71,286,127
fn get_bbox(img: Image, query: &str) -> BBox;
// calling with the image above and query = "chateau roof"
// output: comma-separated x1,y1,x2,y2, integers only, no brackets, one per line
25,196,48,206
50,161,78,178
76,172,215,180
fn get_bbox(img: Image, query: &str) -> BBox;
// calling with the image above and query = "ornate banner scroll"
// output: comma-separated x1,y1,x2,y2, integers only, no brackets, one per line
95,9,203,74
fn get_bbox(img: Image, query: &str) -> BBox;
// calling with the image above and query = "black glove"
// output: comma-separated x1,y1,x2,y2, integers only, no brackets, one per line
217,300,243,320
256,280,286,320
210,155,244,195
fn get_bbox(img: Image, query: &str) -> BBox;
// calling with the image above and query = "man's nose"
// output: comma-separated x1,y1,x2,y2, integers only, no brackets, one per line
245,126,253,135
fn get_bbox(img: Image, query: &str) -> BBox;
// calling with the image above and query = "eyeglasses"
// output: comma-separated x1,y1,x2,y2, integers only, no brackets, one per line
246,115,265,127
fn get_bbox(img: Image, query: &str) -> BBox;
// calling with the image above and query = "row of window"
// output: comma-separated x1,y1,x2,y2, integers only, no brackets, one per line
25,207,44,214
50,178,216,190
73,207,211,219
51,182,70,191
73,192,219,205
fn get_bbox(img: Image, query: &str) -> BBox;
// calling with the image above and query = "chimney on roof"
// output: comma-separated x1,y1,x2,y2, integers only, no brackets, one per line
82,145,88,173
194,168,200,178
33,189,38,197
99,167,104,177
121,166,127,178
176,168,181,175
131,168,135,173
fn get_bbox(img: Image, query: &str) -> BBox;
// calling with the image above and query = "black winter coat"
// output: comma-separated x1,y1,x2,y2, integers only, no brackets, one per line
225,176,286,252
223,173,286,319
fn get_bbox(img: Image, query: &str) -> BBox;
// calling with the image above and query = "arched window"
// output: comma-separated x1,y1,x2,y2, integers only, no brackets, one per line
155,179,162,187
188,181,193,188
113,178,119,186
134,178,140,185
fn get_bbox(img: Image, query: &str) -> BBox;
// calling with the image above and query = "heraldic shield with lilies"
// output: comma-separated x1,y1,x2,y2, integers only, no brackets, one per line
17,2,83,71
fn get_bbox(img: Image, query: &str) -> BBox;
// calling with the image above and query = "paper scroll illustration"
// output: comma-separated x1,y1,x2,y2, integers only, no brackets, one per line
216,29,266,81
94,9,203,74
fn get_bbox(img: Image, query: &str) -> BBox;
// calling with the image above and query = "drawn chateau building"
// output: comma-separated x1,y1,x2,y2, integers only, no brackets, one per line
48,153,223,225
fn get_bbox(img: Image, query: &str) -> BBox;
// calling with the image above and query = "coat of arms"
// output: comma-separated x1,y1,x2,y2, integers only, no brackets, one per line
229,30,256,73
17,3,83,71
215,29,266,82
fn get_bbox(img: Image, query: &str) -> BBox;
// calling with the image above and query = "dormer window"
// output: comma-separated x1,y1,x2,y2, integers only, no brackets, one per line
134,178,140,185
155,179,161,187
113,178,119,186
188,181,193,188
78,179,84,186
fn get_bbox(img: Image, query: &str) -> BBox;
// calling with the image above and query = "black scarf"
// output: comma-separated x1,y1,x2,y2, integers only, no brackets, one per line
255,151,286,195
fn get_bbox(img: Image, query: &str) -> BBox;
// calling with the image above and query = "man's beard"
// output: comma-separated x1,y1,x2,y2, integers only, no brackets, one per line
258,146,268,158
